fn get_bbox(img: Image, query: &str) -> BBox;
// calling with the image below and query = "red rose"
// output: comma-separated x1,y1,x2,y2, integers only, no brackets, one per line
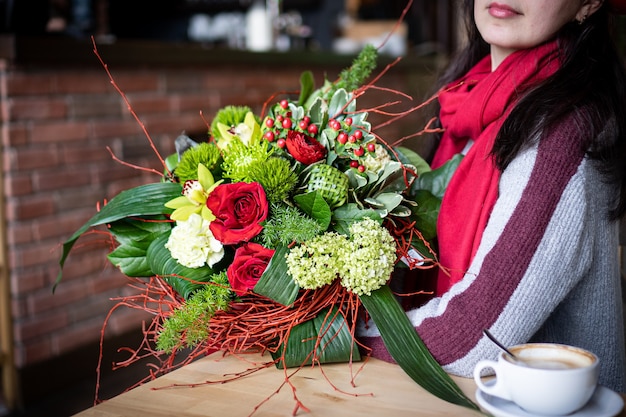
285,130,327,165
206,182,269,245
227,242,275,296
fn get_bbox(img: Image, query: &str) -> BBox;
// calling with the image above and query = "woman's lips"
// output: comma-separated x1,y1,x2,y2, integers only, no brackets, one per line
487,2,520,18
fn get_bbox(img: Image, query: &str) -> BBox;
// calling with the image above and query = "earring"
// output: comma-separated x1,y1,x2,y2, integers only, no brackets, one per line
577,13,588,24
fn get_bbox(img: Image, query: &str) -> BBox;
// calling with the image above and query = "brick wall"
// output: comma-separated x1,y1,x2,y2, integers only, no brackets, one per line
0,48,438,375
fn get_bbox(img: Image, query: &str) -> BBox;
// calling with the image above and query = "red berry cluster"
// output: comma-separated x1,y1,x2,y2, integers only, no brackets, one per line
261,99,377,173
262,99,318,150
328,116,376,173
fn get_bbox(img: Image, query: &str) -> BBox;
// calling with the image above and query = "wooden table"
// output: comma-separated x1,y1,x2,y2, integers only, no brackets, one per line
74,352,624,417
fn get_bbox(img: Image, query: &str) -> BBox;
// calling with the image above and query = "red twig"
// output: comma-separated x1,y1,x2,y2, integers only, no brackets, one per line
91,36,171,179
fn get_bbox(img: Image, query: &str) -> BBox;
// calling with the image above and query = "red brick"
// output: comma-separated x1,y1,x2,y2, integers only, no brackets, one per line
6,195,55,221
32,167,92,192
6,222,34,246
126,94,172,115
51,317,104,355
14,310,69,342
164,71,204,92
11,298,27,319
27,277,90,315
5,125,29,147
60,143,112,165
112,72,161,93
144,113,207,136
34,210,103,241
92,119,143,139
55,72,110,94
173,93,214,114
54,188,109,213
7,73,55,96
89,270,131,294
10,98,68,121
105,307,151,336
10,241,59,268
58,249,116,284
68,294,116,323
10,268,46,295
31,121,90,143
69,94,122,119
6,146,60,171
4,173,33,196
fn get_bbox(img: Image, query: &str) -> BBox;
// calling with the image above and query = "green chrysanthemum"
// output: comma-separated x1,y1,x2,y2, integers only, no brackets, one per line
156,272,231,353
175,142,222,183
260,204,323,248
247,157,297,203
221,138,273,183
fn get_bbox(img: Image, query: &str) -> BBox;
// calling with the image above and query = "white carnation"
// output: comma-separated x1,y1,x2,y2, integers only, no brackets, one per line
165,213,224,268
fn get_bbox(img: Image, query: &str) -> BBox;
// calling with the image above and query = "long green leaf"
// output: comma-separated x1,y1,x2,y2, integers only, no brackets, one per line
55,182,182,289
297,70,315,106
359,285,481,412
272,307,361,368
107,217,172,277
253,245,299,306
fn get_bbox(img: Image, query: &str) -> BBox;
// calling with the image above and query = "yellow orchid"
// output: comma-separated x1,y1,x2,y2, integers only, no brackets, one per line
165,163,222,221
215,111,261,149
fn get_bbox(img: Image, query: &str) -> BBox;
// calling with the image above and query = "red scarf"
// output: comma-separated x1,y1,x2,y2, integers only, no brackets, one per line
431,41,560,295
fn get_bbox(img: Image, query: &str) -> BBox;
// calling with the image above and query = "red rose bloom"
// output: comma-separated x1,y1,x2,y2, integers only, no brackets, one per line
227,242,275,296
285,130,327,165
206,182,269,245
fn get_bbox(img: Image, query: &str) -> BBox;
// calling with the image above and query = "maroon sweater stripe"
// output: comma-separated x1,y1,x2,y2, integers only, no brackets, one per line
419,118,587,365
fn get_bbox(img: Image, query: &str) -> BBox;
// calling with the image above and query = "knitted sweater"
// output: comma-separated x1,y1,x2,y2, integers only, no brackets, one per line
359,111,626,393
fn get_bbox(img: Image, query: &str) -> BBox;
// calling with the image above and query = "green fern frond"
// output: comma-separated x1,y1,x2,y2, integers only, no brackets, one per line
260,204,323,248
156,272,231,353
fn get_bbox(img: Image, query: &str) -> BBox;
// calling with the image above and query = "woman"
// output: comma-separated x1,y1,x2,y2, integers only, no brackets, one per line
359,0,626,392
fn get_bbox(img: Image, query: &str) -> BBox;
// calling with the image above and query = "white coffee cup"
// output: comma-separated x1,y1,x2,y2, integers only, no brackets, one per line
473,343,599,415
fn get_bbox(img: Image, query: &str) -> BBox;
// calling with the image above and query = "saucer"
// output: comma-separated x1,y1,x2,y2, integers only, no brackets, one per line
475,385,624,417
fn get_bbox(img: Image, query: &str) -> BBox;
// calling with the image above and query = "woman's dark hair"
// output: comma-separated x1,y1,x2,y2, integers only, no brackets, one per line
437,0,626,219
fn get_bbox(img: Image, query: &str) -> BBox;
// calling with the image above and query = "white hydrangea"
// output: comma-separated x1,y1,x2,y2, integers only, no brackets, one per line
285,217,396,296
340,218,396,296
165,213,224,268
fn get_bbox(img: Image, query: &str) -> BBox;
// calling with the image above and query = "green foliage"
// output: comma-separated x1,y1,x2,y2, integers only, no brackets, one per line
332,44,378,96
260,204,323,248
107,216,171,277
293,191,332,230
247,157,297,203
254,245,299,306
156,272,232,353
175,142,223,182
272,307,361,368
55,182,182,290
360,286,481,412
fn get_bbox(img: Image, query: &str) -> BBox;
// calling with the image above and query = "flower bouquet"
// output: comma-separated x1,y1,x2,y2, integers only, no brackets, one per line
56,43,478,414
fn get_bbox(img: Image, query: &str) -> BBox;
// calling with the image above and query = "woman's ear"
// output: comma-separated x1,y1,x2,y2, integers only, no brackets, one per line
576,0,604,22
